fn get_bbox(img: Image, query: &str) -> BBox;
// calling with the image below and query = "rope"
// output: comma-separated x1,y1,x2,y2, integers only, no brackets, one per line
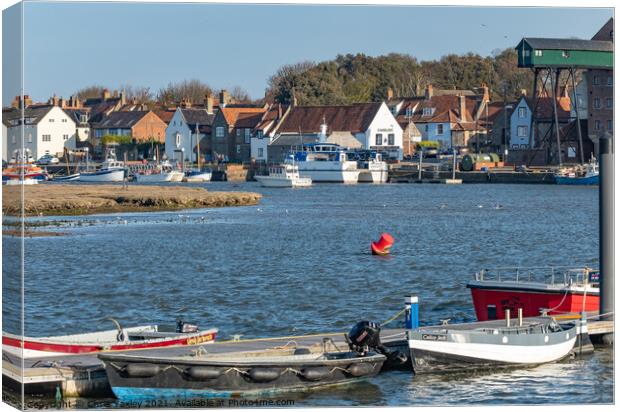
380,308,407,327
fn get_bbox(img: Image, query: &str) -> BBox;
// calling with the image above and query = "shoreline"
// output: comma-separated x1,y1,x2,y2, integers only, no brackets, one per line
2,184,262,217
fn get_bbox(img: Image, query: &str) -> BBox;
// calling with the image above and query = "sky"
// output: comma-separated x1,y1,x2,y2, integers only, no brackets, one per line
2,1,613,106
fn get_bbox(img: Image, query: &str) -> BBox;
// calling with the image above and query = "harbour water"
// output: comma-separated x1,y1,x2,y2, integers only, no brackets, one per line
2,182,611,406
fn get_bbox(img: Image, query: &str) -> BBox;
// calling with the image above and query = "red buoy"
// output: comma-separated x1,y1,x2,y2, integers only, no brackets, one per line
371,233,394,255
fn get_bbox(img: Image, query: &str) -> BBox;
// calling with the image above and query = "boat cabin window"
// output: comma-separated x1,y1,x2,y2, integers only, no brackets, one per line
487,305,497,320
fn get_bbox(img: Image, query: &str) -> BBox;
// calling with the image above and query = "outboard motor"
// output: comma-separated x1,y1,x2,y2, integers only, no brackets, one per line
346,321,409,368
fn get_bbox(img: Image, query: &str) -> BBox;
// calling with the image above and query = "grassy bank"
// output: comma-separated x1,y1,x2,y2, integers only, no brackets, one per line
2,184,262,217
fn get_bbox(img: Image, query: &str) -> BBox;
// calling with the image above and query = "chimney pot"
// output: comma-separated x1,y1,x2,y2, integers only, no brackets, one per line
387,87,394,100
102,89,110,100
459,95,467,122
425,84,434,100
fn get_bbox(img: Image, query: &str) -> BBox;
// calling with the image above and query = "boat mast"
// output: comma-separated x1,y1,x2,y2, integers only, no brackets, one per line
196,122,201,170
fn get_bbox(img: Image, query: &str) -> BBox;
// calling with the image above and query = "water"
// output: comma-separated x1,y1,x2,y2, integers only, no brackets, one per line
2,182,611,406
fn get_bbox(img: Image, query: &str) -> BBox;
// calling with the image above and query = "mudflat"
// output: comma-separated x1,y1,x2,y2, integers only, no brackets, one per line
2,184,262,216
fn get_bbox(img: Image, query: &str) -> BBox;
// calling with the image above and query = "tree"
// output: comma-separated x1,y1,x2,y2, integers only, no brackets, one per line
74,85,107,100
156,79,213,105
229,85,251,103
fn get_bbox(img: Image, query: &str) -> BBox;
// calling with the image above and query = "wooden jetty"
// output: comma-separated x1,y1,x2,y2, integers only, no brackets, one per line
2,317,612,399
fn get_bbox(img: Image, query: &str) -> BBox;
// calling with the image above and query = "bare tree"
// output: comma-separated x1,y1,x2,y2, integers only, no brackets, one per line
229,85,252,103
74,85,107,100
156,79,213,105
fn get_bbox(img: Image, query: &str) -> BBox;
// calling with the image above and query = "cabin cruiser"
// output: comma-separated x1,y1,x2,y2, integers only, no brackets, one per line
255,164,312,188
291,143,359,183
80,158,126,182
134,161,184,183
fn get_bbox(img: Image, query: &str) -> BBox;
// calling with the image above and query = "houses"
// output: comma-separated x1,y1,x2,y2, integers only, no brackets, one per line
3,104,77,160
388,85,489,151
165,106,215,163
92,111,167,142
587,17,614,142
210,106,267,162
250,104,290,162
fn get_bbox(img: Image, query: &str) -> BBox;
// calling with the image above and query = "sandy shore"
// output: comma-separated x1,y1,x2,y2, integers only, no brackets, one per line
2,184,262,216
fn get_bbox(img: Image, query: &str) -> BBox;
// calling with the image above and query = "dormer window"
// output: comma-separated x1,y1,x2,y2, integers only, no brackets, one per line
405,107,413,117
257,130,263,139
422,107,434,117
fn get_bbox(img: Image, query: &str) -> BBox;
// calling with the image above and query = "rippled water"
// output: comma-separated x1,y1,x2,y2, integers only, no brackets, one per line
2,182,611,405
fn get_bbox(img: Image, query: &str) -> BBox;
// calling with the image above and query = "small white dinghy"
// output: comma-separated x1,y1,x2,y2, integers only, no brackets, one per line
408,313,577,373
2,319,217,359
255,164,312,188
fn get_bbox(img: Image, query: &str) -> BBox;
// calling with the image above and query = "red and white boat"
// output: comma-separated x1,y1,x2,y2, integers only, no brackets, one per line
467,267,599,321
2,320,217,359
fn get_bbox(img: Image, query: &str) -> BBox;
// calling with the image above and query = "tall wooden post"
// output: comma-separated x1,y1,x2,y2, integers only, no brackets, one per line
569,68,585,164
550,68,563,167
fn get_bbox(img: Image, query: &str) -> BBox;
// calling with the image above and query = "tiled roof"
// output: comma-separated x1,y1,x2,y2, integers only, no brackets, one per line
93,111,149,129
592,18,613,42
3,105,54,125
235,112,264,128
277,102,382,134
63,108,91,124
400,95,478,124
154,109,175,124
180,108,215,134
220,107,266,126
526,96,571,119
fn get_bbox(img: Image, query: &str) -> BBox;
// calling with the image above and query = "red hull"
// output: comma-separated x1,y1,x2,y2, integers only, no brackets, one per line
469,287,599,321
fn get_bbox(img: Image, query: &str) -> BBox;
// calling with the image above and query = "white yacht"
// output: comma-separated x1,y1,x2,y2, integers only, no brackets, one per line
291,143,359,184
358,152,388,183
255,164,312,188
79,159,126,182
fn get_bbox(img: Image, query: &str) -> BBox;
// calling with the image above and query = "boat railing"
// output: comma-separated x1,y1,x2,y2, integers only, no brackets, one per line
475,266,599,287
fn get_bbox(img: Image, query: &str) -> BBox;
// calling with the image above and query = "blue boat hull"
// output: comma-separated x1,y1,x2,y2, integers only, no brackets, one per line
555,175,599,185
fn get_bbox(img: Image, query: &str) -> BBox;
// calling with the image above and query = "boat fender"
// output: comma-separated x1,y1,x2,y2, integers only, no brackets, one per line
185,367,223,380
300,367,331,381
248,368,281,383
125,363,161,378
345,362,375,377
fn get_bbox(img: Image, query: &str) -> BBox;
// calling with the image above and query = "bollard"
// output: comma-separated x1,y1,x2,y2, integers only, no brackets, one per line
505,309,511,327
405,296,419,329
518,308,523,327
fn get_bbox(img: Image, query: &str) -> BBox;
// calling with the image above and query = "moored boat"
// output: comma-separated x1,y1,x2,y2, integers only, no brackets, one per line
255,164,312,188
2,320,217,359
79,159,126,182
184,168,212,182
291,143,360,184
555,160,599,185
2,164,49,183
467,267,599,321
357,152,388,183
408,316,577,373
135,166,184,183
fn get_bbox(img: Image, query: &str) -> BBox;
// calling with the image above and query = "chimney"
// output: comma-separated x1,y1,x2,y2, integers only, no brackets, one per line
481,83,490,103
387,87,394,100
69,95,81,108
521,89,528,96
458,95,467,122
425,84,434,100
219,89,230,108
112,90,119,98
132,97,138,105
59,98,67,108
52,94,59,106
205,92,214,114
11,96,20,109
120,90,126,105
24,95,32,107
102,89,110,100
278,104,282,120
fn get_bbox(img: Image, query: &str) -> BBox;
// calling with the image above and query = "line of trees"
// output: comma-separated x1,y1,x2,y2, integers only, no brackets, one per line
73,48,535,108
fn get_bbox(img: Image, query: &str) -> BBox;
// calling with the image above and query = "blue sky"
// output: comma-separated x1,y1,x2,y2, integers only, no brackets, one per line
2,2,613,105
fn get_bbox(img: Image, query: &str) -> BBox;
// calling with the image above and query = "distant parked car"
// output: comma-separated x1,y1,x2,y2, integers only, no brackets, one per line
10,154,35,164
37,154,60,165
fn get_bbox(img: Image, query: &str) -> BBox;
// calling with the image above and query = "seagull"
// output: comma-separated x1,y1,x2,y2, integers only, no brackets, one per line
477,204,484,209
257,208,262,212
439,203,447,209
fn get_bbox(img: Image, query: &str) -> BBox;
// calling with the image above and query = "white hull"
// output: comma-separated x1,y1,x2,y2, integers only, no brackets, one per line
4,179,38,186
358,169,388,183
184,172,212,182
135,171,184,183
255,175,312,188
408,335,576,365
79,169,125,182
296,161,359,183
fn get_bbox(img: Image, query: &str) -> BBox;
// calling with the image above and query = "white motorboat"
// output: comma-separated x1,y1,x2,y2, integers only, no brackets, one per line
291,143,359,184
184,168,212,182
358,152,388,183
79,159,126,182
408,316,577,373
135,166,184,183
255,164,312,188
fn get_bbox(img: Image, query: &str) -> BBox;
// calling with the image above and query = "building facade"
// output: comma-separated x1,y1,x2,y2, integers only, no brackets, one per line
165,108,214,163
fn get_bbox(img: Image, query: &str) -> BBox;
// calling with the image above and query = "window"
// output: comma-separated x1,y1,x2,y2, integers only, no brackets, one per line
388,133,395,146
49,118,54,122
425,125,428,132
256,130,263,139
244,128,251,144
608,120,613,130
216,127,224,137
606,98,612,109
61,118,67,123
42,134,51,142
436,124,444,135
173,121,176,126
405,107,413,117
518,107,527,118
236,129,241,137
175,133,181,147
534,50,543,56
593,98,601,109
422,107,433,116
63,134,69,140
595,120,601,130
375,133,382,146
562,50,570,58
11,135,15,144
524,50,530,57
257,148,264,157
236,145,241,154
593,76,600,85
517,126,528,137
607,77,613,86
28,134,33,143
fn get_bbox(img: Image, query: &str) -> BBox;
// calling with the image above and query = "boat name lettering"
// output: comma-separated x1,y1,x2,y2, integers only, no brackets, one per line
421,334,447,341
187,334,213,345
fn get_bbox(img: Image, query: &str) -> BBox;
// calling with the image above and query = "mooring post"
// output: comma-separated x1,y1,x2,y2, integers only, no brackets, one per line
405,296,419,329
505,309,511,327
518,308,523,327
599,135,614,322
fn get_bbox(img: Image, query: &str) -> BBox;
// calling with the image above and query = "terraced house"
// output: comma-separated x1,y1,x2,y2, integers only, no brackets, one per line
210,106,267,162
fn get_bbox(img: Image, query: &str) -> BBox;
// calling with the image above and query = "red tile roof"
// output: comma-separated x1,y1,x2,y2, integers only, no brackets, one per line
220,107,266,127
277,102,383,134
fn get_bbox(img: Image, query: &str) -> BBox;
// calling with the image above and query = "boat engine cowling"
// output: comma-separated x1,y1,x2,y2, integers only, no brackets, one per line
347,321,382,355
